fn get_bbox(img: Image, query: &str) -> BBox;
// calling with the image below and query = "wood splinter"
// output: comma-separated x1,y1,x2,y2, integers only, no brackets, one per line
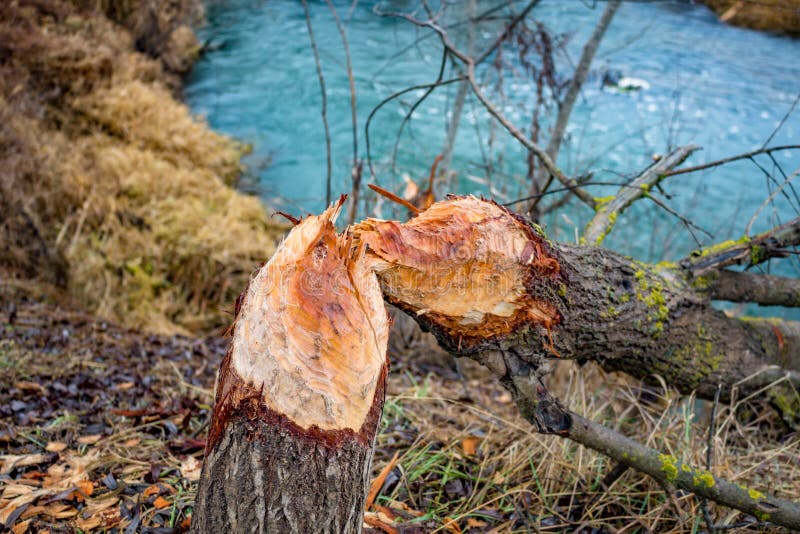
191,197,390,534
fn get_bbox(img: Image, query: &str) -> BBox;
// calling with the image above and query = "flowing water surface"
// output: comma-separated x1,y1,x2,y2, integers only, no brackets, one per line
186,0,800,270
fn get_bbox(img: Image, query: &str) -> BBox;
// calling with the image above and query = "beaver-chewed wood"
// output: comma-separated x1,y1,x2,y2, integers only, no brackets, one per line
352,195,799,402
191,198,389,534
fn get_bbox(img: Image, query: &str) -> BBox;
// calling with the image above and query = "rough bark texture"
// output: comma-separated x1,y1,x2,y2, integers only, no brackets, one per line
192,199,389,534
191,351,387,534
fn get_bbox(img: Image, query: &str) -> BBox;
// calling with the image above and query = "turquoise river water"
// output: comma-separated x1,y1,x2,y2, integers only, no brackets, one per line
186,0,799,272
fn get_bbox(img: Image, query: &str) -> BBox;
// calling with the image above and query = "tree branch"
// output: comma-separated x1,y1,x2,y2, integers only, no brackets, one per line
681,216,800,274
545,0,620,161
702,270,800,307
663,144,800,178
379,7,597,209
493,351,800,530
583,145,699,245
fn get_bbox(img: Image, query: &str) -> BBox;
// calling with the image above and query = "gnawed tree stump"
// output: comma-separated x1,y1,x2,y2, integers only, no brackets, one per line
191,199,389,534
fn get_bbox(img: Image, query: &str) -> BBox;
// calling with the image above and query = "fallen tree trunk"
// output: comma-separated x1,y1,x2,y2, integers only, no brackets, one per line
191,199,389,534
352,196,800,402
351,195,800,528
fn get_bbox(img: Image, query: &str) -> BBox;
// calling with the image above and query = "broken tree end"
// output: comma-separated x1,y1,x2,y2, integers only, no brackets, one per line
352,195,565,354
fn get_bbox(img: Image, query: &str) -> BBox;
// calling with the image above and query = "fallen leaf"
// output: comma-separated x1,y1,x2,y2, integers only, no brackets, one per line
443,516,462,534
15,381,46,394
45,442,68,453
75,514,102,530
363,511,398,534
466,517,487,528
461,436,479,456
366,451,399,510
153,496,170,509
180,456,201,481
143,484,161,497
0,454,54,475
11,519,31,534
77,434,102,445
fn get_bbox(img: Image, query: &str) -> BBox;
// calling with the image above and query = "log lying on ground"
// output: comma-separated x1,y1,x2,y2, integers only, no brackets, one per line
352,196,800,402
191,199,389,534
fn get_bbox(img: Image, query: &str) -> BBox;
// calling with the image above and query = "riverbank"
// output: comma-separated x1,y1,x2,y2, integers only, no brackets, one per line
0,0,286,335
705,0,800,36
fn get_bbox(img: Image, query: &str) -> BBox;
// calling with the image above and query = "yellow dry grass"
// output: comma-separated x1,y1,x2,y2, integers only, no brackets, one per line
704,0,800,35
0,0,286,334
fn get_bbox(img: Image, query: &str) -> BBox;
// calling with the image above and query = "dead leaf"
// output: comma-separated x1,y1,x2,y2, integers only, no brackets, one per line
45,442,68,453
461,436,479,456
1,484,37,499
364,511,398,534
466,517,487,528
180,456,201,481
11,519,31,534
366,451,399,510
77,434,101,445
75,514,101,530
443,517,462,534
15,381,46,394
143,484,161,497
0,454,53,475
153,496,170,509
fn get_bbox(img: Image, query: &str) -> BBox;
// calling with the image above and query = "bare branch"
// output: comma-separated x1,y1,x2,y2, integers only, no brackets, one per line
663,144,800,178
583,145,699,245
564,407,800,529
701,270,800,307
681,216,800,274
545,0,620,161
302,0,332,205
379,6,597,209
502,355,800,530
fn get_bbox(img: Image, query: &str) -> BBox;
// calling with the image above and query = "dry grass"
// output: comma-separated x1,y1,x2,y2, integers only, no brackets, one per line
704,0,800,35
0,0,286,334
1,293,797,533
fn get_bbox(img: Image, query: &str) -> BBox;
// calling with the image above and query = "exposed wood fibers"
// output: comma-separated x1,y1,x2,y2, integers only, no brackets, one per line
207,197,389,451
351,196,563,351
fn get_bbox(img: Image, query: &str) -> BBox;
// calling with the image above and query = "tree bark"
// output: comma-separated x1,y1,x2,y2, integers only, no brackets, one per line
192,199,389,534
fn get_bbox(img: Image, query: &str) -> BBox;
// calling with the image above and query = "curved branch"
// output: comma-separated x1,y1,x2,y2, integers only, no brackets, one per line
583,145,699,245
497,353,800,530
663,144,800,178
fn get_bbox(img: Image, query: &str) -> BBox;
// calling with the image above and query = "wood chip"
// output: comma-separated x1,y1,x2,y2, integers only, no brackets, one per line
366,451,399,510
180,456,201,481
461,436,479,456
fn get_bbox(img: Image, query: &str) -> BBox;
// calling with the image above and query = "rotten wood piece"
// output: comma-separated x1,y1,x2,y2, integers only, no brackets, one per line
191,198,389,534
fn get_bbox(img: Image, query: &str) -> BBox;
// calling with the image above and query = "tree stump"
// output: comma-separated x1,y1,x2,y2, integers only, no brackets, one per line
191,199,389,534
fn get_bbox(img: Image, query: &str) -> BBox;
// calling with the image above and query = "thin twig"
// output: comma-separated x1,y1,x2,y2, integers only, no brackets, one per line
663,145,800,178
302,0,332,205
325,0,360,222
